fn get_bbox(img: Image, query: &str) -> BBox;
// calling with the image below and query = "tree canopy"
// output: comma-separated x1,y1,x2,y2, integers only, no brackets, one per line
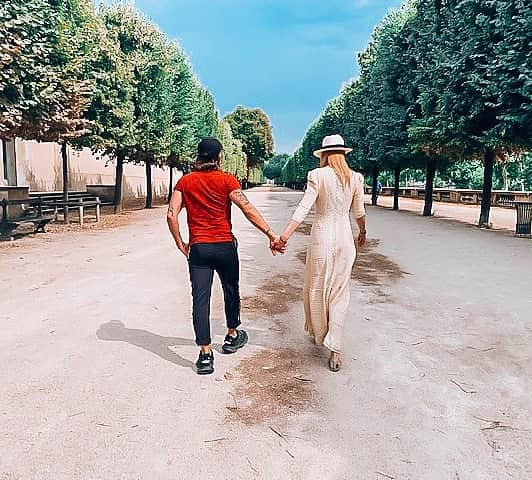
224,106,274,173
0,0,257,210
284,0,531,225
263,153,290,180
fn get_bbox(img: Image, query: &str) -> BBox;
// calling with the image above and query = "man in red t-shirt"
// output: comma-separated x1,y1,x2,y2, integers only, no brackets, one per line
167,138,280,375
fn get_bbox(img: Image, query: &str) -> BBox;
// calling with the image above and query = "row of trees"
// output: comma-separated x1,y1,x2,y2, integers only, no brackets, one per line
278,0,531,226
1,1,273,211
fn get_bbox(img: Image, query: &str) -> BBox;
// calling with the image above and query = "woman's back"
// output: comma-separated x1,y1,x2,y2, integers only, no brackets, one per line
304,166,364,222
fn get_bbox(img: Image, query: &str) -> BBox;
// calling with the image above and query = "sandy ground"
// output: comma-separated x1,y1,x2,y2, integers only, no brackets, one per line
1,190,531,480
372,194,517,231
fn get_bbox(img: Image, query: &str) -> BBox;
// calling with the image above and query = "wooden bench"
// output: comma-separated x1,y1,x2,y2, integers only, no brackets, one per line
0,198,54,237
42,197,102,226
31,190,113,210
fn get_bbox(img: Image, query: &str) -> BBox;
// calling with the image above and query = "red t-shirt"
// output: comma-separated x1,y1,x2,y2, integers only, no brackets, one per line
175,170,241,245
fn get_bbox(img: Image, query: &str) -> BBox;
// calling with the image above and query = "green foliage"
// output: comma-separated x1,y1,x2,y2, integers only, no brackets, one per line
217,119,247,178
291,0,531,215
1,0,222,175
351,6,416,173
407,0,532,158
278,154,298,185
263,153,289,180
224,106,274,171
73,4,136,157
247,166,265,184
439,161,485,189
0,0,98,141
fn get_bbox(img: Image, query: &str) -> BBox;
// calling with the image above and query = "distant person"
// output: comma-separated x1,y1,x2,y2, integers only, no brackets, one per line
167,138,280,375
376,181,382,195
272,135,367,372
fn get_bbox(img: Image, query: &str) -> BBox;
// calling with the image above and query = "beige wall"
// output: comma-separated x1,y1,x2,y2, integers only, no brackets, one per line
10,139,178,199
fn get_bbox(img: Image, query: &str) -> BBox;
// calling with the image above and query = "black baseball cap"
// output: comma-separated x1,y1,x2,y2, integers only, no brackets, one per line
198,137,223,159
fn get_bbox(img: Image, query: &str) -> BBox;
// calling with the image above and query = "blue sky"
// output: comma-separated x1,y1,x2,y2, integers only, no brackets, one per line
134,0,404,153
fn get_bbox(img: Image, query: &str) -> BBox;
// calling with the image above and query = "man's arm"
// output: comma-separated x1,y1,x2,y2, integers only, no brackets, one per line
229,189,277,243
167,190,189,258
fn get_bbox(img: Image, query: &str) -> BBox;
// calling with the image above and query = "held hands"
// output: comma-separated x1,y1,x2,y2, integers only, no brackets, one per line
270,236,288,256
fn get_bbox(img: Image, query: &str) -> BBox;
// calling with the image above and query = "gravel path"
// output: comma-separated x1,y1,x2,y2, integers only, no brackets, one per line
1,191,531,479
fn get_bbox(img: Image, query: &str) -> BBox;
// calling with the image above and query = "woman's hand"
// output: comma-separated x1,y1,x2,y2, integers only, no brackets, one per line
356,231,366,249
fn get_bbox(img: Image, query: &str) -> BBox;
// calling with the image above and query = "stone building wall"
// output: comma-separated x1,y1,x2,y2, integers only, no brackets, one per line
1,139,177,199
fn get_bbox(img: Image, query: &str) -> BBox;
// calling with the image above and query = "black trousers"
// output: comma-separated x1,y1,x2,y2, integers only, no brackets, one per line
188,241,241,346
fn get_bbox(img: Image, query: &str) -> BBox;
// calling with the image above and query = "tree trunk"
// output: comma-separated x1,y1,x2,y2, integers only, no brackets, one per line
479,149,495,227
61,142,69,201
393,165,401,211
145,160,153,209
371,166,380,206
168,166,174,203
114,151,125,214
61,142,70,223
423,159,436,217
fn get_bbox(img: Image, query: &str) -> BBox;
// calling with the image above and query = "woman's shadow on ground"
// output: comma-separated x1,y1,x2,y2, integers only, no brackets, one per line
96,320,199,371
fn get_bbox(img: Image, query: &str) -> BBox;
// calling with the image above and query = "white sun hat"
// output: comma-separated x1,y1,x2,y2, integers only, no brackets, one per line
313,134,353,158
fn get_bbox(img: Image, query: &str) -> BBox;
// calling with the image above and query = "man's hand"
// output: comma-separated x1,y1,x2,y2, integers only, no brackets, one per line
178,242,190,258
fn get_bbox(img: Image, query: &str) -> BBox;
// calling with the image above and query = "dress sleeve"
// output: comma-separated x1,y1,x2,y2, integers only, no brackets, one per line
351,173,366,219
291,170,319,224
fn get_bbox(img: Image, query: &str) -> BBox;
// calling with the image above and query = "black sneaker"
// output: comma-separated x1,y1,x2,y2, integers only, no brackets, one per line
196,351,214,375
222,330,248,354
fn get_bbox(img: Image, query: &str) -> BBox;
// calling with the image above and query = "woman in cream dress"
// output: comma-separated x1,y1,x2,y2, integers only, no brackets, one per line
276,135,366,371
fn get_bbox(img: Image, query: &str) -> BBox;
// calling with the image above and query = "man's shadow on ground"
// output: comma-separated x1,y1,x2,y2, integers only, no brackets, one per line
96,320,203,371
96,320,327,373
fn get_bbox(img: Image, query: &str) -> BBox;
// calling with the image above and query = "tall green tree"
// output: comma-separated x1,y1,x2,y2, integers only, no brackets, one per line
0,0,96,141
75,4,136,213
224,106,274,178
408,0,532,225
359,6,419,210
99,5,175,209
1,0,98,210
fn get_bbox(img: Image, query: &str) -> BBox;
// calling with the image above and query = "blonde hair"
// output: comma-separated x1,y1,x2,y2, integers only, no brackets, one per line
321,152,352,187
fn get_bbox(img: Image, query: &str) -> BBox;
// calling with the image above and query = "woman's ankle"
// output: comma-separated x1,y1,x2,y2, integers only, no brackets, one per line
200,345,212,354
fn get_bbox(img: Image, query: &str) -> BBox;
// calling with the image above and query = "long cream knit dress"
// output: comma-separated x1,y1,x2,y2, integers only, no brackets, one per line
291,166,366,353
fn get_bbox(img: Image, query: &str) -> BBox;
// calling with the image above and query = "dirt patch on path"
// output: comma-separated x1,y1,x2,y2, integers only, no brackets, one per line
226,349,314,425
296,238,408,287
242,274,302,320
352,239,409,286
